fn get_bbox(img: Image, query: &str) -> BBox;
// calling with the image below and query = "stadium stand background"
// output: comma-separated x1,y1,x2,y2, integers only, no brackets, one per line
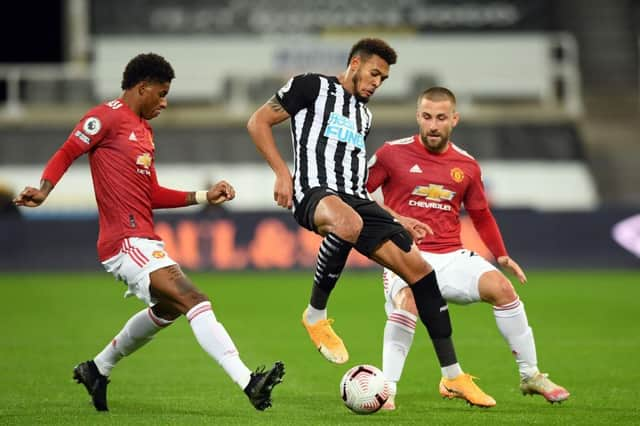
0,0,638,268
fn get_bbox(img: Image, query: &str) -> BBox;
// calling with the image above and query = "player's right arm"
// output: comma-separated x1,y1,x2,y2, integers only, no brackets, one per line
247,96,292,208
13,111,110,208
247,73,318,209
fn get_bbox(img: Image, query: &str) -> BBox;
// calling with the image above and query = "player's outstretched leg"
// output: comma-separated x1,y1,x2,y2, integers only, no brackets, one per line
439,374,496,408
73,360,110,411
520,373,570,403
302,308,348,364
244,361,286,410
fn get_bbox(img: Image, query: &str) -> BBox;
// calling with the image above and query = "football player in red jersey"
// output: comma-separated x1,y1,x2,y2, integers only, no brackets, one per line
367,87,569,409
13,53,284,412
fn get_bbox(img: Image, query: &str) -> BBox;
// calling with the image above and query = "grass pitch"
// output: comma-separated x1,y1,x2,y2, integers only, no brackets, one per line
1,269,639,425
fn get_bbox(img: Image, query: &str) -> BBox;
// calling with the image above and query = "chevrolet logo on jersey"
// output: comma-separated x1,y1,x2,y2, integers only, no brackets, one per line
136,153,152,169
412,184,456,201
323,112,365,149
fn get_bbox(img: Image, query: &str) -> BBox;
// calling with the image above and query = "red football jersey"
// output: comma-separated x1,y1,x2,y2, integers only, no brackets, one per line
367,135,488,253
43,99,163,260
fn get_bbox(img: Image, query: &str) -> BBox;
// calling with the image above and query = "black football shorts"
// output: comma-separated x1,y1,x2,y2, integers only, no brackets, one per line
293,186,411,256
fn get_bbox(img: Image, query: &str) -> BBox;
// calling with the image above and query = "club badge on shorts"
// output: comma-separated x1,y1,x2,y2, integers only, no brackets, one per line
152,250,166,259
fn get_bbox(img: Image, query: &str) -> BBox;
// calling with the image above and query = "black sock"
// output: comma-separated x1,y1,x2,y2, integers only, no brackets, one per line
309,233,352,309
409,271,458,367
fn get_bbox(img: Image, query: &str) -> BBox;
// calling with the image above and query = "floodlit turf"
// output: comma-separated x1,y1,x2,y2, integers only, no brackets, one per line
1,269,639,425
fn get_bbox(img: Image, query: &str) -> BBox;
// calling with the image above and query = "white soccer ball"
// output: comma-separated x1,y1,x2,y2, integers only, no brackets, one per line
340,364,390,414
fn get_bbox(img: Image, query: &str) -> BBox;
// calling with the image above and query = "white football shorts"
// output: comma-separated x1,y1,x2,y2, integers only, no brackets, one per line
382,249,497,314
102,237,177,306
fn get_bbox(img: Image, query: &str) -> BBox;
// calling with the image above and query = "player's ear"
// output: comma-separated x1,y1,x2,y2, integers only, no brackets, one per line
137,82,147,96
349,55,361,71
452,111,460,127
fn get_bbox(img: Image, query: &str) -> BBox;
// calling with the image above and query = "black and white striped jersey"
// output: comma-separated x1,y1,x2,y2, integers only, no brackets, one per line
275,73,373,205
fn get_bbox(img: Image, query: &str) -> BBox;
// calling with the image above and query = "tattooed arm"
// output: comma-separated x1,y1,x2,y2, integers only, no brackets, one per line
247,96,294,209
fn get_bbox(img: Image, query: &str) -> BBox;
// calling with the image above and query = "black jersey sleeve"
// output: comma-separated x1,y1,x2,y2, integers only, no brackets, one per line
275,73,320,116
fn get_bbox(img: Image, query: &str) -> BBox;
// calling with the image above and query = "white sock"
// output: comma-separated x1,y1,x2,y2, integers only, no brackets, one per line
187,301,252,389
383,308,416,385
441,363,463,379
386,380,397,398
493,298,539,379
94,308,172,376
305,304,327,325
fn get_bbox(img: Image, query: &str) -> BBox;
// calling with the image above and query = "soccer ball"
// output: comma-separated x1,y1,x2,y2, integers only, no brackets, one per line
340,364,390,414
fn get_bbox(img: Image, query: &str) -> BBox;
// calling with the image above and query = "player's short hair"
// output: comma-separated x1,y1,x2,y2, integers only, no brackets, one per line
121,53,175,90
417,87,457,106
347,38,397,66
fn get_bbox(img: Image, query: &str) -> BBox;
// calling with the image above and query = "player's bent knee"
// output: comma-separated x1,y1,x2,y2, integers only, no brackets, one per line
150,303,181,322
404,253,433,283
333,216,363,242
181,287,209,311
161,276,209,314
480,271,517,306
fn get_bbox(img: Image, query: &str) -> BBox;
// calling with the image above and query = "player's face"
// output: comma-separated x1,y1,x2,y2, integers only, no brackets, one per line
416,98,459,153
140,81,171,120
351,54,389,103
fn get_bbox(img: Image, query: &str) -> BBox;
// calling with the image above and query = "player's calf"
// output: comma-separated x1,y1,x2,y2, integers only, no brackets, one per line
408,271,457,367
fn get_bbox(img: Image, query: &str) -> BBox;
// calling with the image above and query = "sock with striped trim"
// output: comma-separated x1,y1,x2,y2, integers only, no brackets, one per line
493,298,539,379
187,301,252,389
307,233,353,324
382,308,416,384
94,307,173,376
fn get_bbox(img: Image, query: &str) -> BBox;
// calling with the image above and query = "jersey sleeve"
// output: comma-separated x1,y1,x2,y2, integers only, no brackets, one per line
366,145,390,193
462,162,489,210
467,207,508,258
41,108,112,186
464,161,506,258
275,73,320,116
150,165,189,209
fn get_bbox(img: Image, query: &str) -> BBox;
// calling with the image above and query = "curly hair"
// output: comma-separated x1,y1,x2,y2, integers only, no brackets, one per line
121,53,175,90
347,38,397,66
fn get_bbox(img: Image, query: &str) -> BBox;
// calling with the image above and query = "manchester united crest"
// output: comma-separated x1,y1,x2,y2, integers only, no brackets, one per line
451,167,464,183
152,250,166,259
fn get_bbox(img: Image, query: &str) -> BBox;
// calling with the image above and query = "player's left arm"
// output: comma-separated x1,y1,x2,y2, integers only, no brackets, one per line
150,166,235,209
467,207,526,283
465,165,526,283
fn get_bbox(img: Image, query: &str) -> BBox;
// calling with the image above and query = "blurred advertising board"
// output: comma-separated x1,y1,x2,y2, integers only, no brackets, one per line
1,208,638,271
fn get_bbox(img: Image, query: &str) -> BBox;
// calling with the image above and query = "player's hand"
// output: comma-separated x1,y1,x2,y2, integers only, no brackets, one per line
397,216,433,243
497,256,527,284
207,180,235,205
273,173,293,209
13,186,48,208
